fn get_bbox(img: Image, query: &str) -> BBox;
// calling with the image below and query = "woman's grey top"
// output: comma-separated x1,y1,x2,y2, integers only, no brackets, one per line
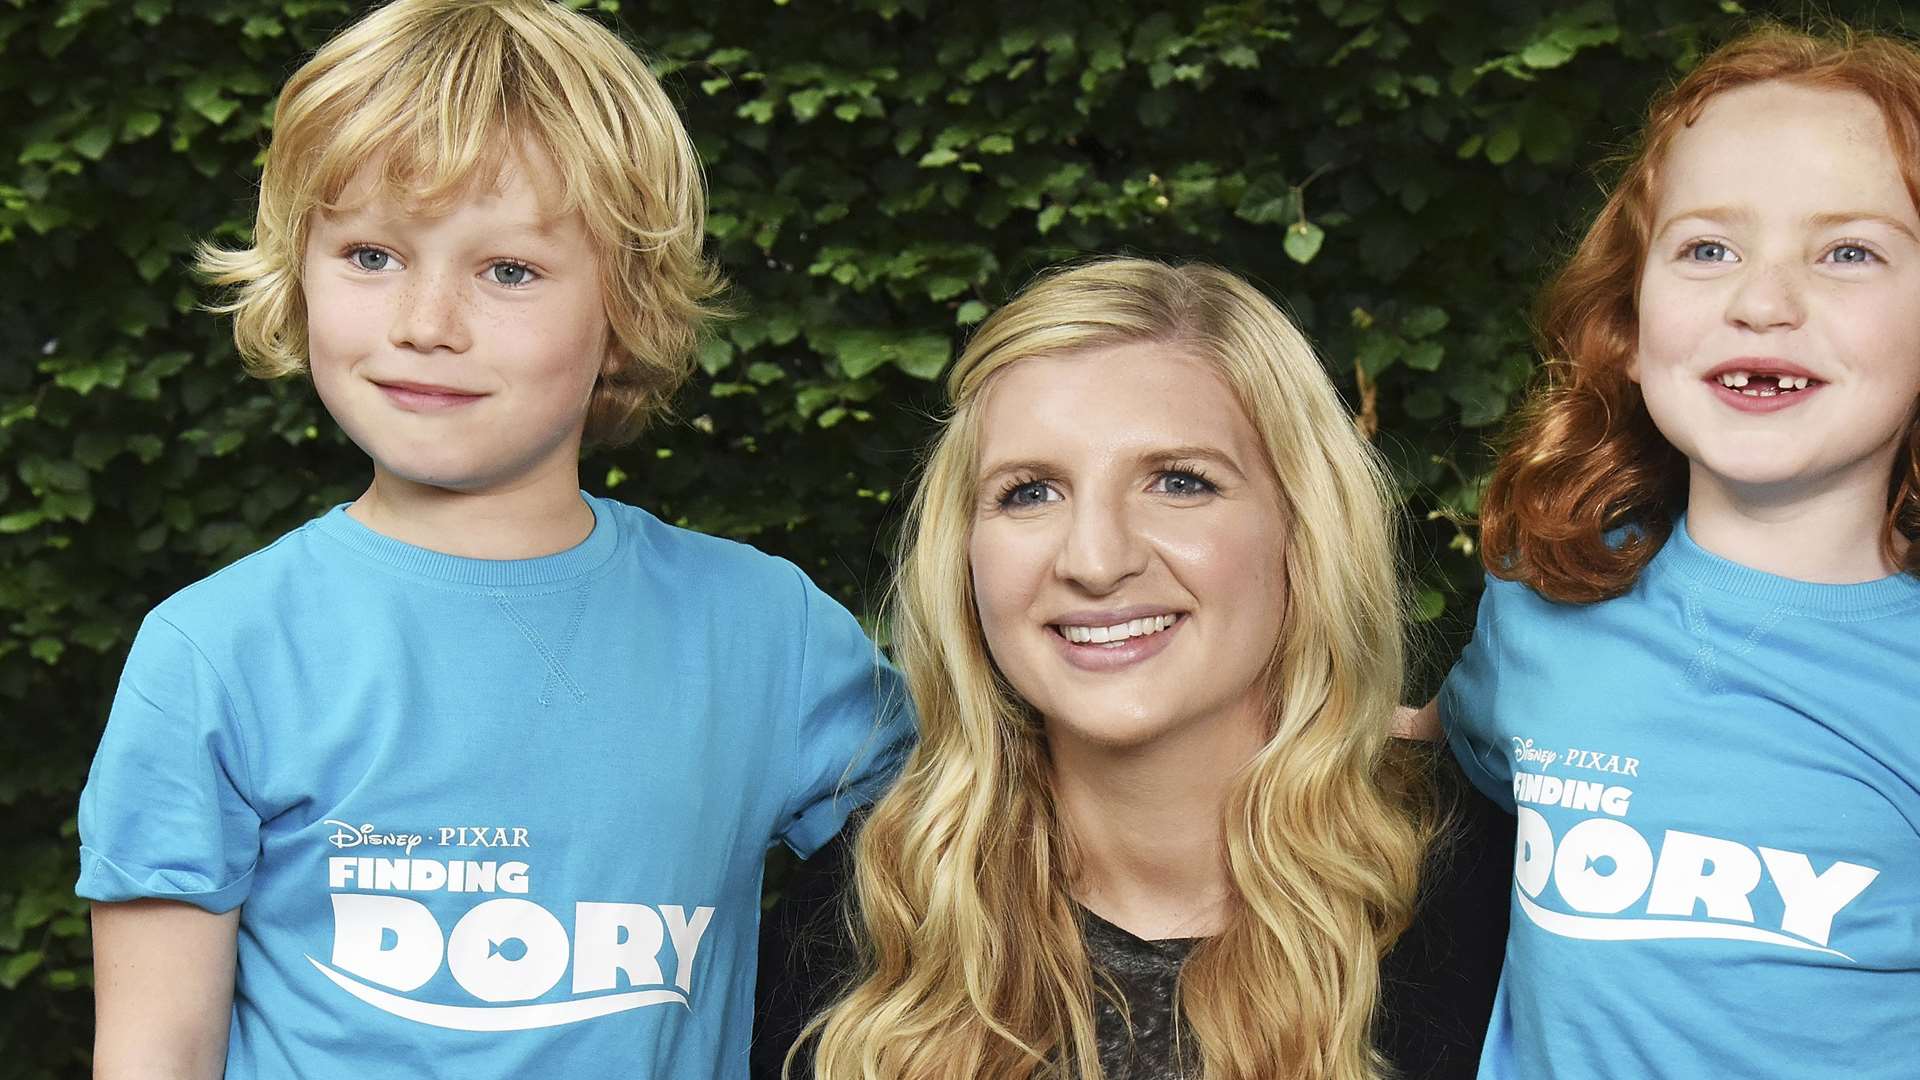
1082,907,1201,1080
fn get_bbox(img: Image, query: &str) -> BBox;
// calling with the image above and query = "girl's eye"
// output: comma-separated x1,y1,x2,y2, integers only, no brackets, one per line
490,261,538,287
1152,470,1217,497
349,247,393,272
998,480,1058,508
1684,240,1737,263
1825,243,1877,265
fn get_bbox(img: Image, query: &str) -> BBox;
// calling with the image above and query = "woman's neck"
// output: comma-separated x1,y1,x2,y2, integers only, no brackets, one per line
1686,463,1904,583
1050,718,1261,941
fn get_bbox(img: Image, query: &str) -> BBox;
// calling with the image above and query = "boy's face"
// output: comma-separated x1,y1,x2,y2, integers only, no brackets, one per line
302,148,610,499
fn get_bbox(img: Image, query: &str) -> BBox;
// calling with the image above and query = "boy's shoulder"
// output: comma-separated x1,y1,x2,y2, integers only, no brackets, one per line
145,515,335,636
593,495,816,601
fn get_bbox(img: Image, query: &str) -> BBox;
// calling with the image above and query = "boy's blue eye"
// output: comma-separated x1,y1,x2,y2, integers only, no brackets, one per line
1153,470,1217,497
1685,241,1735,263
491,262,536,286
350,248,391,271
1827,243,1876,265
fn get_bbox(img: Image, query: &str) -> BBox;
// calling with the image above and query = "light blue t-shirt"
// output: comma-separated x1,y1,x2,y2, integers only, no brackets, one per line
77,495,910,1078
1441,518,1920,1079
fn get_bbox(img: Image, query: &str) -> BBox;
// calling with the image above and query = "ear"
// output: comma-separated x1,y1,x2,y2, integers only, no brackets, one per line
1625,352,1642,384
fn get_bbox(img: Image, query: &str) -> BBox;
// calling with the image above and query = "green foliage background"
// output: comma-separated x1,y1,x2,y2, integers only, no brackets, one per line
0,0,1908,1071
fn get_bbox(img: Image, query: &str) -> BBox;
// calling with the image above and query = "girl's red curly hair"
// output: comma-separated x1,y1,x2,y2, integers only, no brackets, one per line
1482,24,1920,603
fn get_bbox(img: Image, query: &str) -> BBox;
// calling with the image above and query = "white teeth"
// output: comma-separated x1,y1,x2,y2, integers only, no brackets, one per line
1060,614,1177,645
1721,371,1813,392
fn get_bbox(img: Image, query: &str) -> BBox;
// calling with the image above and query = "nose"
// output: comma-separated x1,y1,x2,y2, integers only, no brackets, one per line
1725,261,1805,333
388,268,471,354
1053,490,1149,595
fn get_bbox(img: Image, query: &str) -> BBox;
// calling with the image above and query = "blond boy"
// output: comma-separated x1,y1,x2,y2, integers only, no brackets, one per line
78,2,906,1075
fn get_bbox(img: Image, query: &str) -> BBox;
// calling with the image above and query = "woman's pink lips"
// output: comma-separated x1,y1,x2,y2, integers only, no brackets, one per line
1049,616,1183,672
1706,378,1822,414
376,381,486,412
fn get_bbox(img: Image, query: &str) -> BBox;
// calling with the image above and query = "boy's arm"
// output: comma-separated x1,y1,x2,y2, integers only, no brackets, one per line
775,566,914,858
91,899,239,1080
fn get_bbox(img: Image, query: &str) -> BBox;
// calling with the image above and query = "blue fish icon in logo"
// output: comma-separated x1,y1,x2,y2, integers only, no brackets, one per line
488,938,529,961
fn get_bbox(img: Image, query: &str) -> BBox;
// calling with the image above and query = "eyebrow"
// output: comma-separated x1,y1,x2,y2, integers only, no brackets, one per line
974,444,1251,489
1656,205,1920,242
1806,211,1920,242
1143,444,1249,478
311,202,566,238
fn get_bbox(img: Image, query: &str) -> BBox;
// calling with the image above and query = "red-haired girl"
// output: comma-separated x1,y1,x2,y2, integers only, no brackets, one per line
1419,25,1920,1079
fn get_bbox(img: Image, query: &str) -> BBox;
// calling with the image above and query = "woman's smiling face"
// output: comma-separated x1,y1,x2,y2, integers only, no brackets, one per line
967,340,1290,754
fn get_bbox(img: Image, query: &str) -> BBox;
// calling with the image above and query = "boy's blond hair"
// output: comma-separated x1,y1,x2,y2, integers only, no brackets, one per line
198,0,720,446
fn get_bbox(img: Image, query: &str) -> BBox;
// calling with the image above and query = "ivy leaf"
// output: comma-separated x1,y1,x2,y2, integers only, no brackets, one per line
1404,341,1445,372
695,337,735,375
121,110,163,140
1284,221,1325,264
891,334,950,380
0,951,43,991
181,77,239,125
69,125,113,161
1520,38,1575,70
1413,589,1446,622
1402,306,1449,338
1357,333,1401,377
1485,124,1522,165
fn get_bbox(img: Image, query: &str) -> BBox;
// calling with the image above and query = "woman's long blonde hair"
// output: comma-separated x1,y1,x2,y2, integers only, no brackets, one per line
806,258,1433,1080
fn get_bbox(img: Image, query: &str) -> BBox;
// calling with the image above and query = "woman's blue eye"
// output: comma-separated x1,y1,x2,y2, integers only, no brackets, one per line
1685,241,1735,263
350,248,391,271
1827,243,1876,265
491,262,535,286
1001,481,1054,508
1154,471,1216,497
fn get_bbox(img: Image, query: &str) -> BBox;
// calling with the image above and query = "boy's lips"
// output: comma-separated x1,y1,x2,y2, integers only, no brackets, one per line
373,380,488,411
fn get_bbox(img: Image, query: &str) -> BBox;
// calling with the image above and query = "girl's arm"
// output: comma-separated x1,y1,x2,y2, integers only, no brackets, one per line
91,899,239,1080
1394,700,1443,742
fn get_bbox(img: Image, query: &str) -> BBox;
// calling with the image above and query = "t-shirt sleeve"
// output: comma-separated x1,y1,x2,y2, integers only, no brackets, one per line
76,614,261,912
774,567,914,859
1437,576,1516,811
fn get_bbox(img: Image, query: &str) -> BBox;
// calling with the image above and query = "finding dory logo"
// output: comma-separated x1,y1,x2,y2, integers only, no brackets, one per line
307,821,714,1030
1506,769,1878,960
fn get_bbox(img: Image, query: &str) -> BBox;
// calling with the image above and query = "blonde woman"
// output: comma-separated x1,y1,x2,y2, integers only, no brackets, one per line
758,258,1502,1080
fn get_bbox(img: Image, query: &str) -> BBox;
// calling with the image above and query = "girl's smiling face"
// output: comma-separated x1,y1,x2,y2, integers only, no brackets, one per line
1633,81,1920,511
966,341,1290,756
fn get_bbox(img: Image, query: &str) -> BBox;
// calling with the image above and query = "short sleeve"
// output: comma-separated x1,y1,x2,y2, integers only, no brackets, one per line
775,568,914,858
76,614,261,912
1437,576,1516,811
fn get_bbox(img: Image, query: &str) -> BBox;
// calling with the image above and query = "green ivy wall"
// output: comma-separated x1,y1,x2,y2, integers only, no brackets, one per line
2,0,1906,1072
